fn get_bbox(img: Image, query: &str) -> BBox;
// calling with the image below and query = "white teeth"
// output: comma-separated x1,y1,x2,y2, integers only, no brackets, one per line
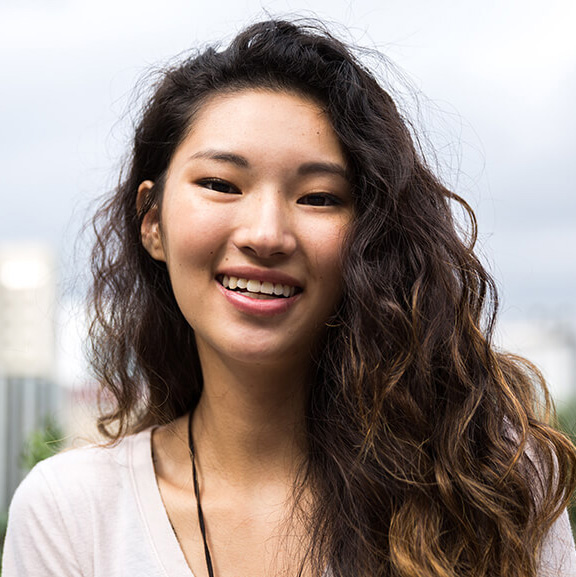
220,275,297,298
261,281,274,295
246,279,261,293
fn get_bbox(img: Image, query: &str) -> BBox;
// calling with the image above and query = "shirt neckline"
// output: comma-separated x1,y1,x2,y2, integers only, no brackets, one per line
129,428,197,577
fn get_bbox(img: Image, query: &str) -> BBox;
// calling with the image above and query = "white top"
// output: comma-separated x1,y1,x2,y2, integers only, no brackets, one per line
2,428,576,576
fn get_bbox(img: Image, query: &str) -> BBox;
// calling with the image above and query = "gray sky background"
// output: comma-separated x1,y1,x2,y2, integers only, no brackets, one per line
1,0,575,323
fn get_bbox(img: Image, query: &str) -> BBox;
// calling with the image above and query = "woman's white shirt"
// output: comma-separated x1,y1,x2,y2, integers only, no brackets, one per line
2,429,575,576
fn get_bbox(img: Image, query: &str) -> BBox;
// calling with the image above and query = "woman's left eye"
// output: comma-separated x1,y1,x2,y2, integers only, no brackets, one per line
197,178,240,194
297,193,341,207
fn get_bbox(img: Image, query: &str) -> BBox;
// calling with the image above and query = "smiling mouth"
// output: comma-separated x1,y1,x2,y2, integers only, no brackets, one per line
218,275,301,299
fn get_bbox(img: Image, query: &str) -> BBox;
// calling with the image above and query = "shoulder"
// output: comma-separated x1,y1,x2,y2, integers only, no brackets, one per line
2,429,155,576
14,427,154,512
14,430,144,504
539,509,576,576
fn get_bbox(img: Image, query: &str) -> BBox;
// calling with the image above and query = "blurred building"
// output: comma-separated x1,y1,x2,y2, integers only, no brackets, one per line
0,244,62,512
54,297,102,446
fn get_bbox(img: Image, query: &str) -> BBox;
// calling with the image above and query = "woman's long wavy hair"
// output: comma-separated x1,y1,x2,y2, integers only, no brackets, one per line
89,18,576,577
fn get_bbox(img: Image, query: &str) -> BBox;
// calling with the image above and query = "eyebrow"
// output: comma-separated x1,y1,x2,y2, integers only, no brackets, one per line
187,149,349,180
297,161,348,180
187,150,249,168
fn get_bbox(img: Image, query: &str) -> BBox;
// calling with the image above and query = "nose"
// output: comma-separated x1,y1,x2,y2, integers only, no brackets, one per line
232,191,297,259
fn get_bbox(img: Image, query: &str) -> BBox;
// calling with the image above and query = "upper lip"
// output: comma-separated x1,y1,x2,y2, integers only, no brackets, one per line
216,266,303,289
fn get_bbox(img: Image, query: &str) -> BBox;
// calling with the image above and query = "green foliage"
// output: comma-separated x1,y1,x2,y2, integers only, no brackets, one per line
20,417,66,472
0,509,7,572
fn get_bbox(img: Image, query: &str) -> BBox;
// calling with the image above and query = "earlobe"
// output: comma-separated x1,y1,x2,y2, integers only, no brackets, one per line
137,180,166,262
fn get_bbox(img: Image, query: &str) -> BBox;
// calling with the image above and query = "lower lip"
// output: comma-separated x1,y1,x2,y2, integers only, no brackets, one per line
217,282,300,317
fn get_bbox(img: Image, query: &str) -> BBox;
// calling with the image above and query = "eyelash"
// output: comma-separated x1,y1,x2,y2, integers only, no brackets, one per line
197,179,342,206
197,178,240,194
297,193,342,207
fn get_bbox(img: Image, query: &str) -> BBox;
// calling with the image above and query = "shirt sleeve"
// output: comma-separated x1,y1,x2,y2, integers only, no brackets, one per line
538,508,576,577
1,462,89,577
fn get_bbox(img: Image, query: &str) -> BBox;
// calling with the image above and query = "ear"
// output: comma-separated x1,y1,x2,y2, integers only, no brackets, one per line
137,180,166,262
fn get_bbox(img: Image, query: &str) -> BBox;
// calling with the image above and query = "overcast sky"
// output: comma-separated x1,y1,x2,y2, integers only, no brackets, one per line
1,0,575,323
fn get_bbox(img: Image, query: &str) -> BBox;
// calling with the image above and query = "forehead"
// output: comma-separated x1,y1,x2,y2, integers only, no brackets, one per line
195,87,328,126
169,89,345,168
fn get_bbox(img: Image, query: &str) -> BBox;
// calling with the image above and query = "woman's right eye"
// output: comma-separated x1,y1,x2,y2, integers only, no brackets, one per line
197,178,240,194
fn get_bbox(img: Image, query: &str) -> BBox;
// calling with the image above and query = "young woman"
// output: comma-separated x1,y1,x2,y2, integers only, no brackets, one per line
3,18,576,577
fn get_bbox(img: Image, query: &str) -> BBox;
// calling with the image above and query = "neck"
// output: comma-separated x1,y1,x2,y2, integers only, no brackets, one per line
192,350,310,488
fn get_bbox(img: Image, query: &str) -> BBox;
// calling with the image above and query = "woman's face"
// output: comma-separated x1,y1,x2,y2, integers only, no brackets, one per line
140,89,353,369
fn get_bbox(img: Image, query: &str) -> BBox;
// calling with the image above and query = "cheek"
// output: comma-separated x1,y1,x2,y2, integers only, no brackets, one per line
162,206,229,267
311,222,349,282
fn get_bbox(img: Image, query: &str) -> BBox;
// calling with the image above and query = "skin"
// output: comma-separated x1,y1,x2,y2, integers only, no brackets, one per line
139,89,353,577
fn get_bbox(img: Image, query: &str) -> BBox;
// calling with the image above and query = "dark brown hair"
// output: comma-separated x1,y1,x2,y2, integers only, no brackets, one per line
89,18,576,577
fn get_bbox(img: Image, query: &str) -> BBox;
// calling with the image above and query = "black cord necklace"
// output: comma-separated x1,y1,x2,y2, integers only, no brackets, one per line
188,412,215,577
